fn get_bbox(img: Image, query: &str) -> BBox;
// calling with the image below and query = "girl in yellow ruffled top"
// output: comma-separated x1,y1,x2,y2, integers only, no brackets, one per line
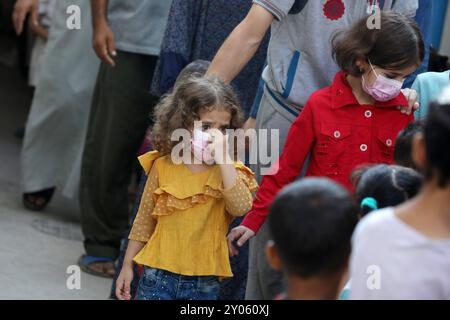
116,76,258,300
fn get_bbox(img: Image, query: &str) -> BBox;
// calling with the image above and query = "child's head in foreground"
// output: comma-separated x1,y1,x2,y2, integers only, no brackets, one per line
413,86,450,188
353,164,424,217
266,178,358,300
394,121,425,170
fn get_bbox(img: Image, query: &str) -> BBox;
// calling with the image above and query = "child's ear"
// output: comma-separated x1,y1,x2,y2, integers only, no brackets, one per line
265,240,283,272
355,57,368,74
412,133,427,171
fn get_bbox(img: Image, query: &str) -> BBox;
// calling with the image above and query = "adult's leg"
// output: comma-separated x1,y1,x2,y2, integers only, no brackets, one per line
80,51,158,263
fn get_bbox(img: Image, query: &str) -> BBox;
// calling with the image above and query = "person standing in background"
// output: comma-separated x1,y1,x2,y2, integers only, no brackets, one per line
151,0,269,117
27,0,54,88
18,0,99,211
77,0,172,278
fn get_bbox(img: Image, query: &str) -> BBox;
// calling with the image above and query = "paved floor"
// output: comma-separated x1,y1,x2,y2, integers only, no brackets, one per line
0,36,112,300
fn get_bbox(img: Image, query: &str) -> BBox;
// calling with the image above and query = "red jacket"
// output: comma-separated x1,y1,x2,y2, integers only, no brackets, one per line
242,71,413,233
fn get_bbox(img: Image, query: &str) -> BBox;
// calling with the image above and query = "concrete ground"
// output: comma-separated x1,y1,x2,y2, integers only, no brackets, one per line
0,35,112,300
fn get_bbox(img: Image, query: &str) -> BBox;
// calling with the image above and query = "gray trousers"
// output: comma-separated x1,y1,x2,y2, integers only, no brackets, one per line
245,85,299,300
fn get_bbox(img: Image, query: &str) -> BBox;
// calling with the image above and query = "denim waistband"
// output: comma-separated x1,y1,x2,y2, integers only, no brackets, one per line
143,267,219,284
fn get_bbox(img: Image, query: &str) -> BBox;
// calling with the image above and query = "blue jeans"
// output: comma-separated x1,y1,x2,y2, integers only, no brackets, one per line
135,267,221,300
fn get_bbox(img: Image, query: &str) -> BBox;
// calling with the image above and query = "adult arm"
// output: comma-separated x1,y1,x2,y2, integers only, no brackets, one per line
206,4,274,83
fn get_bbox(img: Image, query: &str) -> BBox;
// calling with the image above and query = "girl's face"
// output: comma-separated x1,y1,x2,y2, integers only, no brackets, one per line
197,107,232,134
189,107,232,166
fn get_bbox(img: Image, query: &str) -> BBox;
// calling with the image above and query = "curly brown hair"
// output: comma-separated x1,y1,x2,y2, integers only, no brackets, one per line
150,76,244,155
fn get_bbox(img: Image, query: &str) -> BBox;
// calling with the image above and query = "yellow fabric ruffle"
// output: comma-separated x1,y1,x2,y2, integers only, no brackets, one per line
131,152,258,278
137,151,257,217
234,162,259,193
138,150,164,175
152,186,223,216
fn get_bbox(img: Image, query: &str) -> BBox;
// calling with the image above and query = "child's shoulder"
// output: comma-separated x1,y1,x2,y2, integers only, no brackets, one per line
233,161,254,175
303,85,334,112
138,150,168,175
353,208,396,243
416,70,450,84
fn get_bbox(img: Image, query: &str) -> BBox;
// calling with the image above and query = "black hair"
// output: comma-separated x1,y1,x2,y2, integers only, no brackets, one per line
423,98,450,187
332,11,424,76
394,121,425,170
268,178,358,278
355,164,424,216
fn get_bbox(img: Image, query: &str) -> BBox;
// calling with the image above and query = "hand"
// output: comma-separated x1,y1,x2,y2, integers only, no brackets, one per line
12,0,39,35
116,264,134,300
93,21,117,67
243,117,256,132
400,88,419,115
227,226,255,257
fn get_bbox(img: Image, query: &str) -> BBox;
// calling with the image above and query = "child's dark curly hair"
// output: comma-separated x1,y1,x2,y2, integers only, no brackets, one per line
150,76,243,155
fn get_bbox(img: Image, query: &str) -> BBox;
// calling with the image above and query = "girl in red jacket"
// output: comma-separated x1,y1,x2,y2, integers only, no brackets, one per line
229,11,425,253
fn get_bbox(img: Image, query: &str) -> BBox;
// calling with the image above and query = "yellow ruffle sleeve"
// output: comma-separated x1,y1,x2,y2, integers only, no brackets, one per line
128,151,163,242
221,162,259,217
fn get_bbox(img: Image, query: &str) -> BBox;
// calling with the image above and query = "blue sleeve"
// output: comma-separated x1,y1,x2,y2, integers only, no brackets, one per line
403,0,433,88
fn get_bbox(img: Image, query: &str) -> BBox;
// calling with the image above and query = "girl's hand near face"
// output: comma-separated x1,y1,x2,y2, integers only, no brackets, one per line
207,130,232,165
207,129,239,189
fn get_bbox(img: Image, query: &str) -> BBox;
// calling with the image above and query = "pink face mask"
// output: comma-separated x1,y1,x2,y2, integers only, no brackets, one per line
191,129,215,165
362,60,403,102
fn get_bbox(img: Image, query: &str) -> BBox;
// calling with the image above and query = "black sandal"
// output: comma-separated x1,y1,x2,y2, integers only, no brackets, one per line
23,187,55,211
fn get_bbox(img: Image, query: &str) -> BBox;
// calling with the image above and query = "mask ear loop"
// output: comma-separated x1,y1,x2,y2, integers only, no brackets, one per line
361,58,377,86
367,58,379,78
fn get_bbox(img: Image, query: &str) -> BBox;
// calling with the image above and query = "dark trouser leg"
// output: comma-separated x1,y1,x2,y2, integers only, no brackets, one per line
80,51,158,259
218,216,249,300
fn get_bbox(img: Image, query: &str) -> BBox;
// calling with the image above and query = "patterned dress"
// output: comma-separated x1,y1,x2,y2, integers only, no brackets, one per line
151,0,269,116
